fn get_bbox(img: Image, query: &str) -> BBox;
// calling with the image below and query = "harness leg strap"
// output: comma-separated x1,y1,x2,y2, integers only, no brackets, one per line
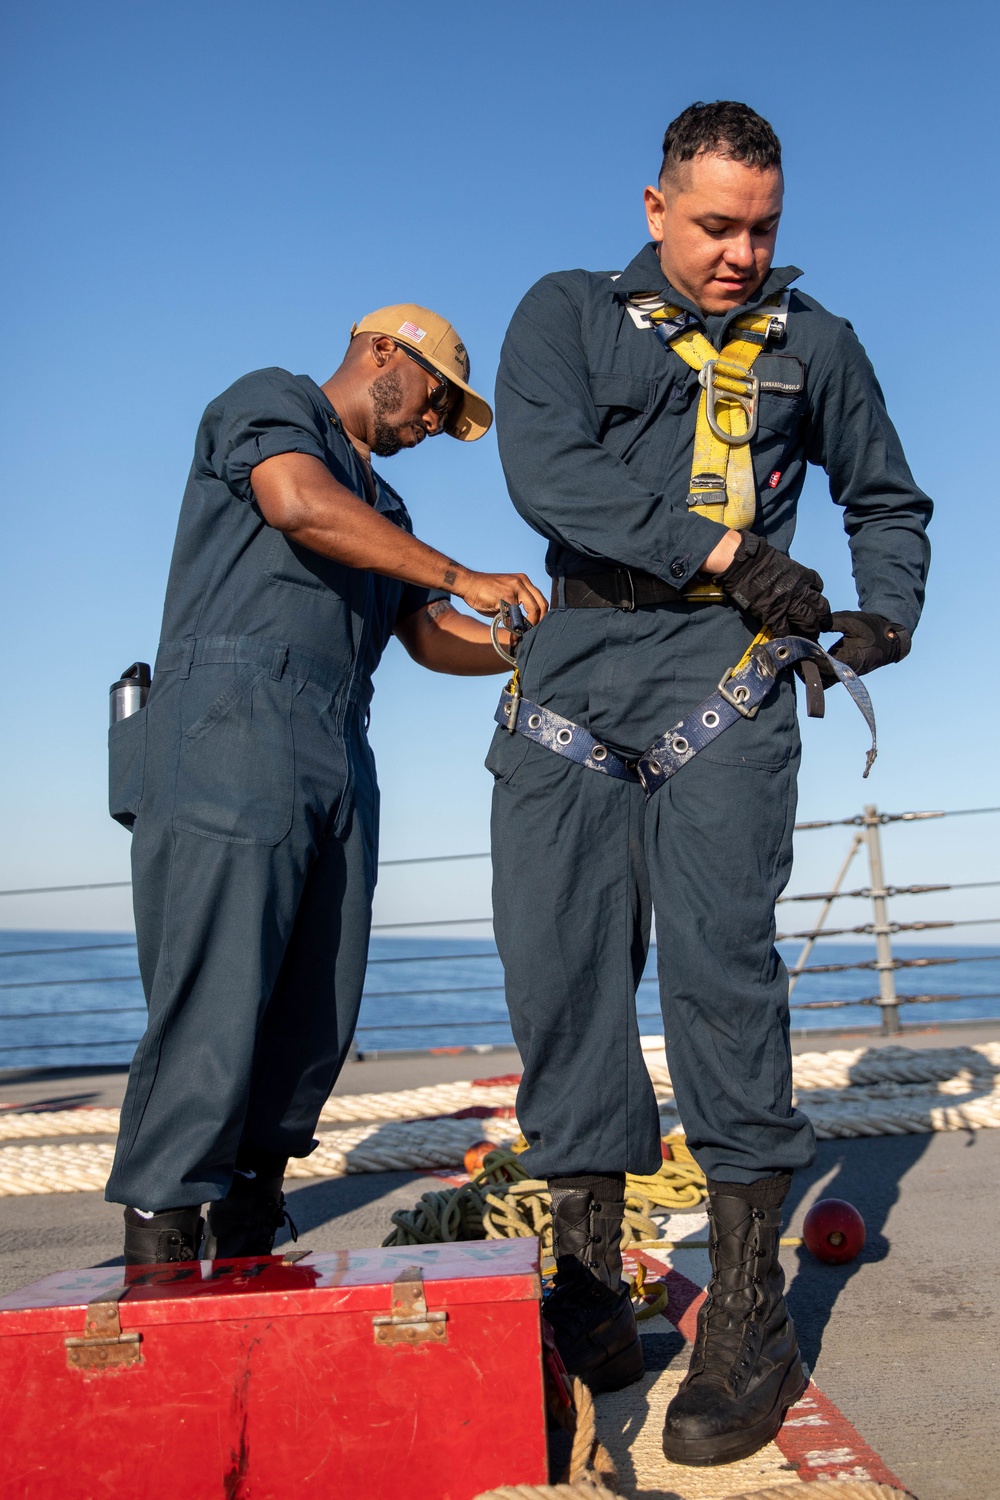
494,636,876,800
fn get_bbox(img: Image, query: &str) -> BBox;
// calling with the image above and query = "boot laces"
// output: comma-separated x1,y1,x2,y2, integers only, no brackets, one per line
695,1207,768,1388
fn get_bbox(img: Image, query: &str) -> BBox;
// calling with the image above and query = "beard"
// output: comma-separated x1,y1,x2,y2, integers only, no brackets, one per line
368,369,408,457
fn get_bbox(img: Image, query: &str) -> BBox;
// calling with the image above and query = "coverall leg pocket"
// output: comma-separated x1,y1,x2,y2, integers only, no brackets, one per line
484,723,531,784
108,707,148,828
172,663,295,845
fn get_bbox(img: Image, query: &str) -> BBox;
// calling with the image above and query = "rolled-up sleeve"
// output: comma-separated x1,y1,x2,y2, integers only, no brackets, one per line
807,323,932,632
206,368,338,502
495,275,727,587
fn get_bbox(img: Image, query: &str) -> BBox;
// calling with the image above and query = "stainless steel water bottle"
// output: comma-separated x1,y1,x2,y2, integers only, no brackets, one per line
109,662,151,724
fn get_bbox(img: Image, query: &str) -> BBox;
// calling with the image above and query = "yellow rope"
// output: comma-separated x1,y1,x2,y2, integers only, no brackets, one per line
382,1140,707,1261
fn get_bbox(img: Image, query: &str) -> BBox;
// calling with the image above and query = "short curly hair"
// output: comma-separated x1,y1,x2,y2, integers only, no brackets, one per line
660,101,782,183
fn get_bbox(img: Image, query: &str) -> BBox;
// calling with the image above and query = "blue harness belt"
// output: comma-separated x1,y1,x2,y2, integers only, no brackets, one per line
494,635,877,797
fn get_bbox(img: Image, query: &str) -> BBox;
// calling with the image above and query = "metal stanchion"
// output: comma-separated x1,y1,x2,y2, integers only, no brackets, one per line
863,803,901,1034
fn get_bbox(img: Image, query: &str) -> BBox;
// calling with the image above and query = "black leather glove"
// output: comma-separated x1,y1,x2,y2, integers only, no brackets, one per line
825,612,911,677
716,532,832,639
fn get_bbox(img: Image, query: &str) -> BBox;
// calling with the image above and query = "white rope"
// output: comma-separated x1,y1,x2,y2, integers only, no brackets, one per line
0,1115,512,1196
0,1107,122,1139
317,1080,518,1124
0,1044,998,1195
645,1041,1000,1093
0,1082,519,1142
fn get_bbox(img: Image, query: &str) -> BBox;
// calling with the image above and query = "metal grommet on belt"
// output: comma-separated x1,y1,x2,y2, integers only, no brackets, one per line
672,736,689,755
775,644,790,660
702,710,720,728
528,713,542,729
556,728,573,745
592,745,608,762
648,759,662,775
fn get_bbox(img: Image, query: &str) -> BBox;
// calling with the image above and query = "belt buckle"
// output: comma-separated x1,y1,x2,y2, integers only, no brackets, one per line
698,361,759,446
716,664,760,719
617,569,636,612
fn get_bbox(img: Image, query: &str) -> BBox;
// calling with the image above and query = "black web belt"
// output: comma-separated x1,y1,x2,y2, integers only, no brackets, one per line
494,635,877,798
555,569,690,610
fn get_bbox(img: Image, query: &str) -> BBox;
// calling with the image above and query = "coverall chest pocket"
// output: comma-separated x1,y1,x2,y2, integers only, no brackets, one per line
754,357,806,438
108,707,148,829
590,373,654,458
172,663,294,845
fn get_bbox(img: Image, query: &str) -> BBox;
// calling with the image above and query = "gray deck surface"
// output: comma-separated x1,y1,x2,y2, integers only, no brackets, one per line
2,1022,998,1500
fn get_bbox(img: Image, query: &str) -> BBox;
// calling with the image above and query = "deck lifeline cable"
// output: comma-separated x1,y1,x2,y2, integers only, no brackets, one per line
0,1043,998,1195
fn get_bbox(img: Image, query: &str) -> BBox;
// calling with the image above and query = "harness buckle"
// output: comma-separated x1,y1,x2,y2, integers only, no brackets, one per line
716,664,761,719
698,361,760,445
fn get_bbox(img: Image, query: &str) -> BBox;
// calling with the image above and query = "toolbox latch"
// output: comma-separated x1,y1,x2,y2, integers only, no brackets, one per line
373,1265,448,1347
65,1286,143,1372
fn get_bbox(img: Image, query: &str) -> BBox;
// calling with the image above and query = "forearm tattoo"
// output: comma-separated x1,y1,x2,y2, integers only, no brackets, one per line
442,562,458,587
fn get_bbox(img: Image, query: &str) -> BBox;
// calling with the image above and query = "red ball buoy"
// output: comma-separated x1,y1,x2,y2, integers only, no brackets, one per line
803,1197,866,1264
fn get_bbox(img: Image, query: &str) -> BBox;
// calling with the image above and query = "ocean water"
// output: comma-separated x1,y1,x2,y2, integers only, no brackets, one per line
1,930,999,1072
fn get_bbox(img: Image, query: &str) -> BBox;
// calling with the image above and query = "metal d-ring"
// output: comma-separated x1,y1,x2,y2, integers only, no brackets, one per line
698,361,759,445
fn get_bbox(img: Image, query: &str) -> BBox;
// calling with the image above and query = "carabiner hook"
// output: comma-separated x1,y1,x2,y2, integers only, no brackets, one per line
490,599,528,666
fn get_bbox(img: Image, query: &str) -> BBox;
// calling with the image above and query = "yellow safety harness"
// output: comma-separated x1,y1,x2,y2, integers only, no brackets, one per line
628,290,790,602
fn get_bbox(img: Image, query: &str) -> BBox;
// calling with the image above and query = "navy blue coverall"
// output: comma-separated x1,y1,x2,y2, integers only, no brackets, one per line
489,243,931,1185
106,368,438,1211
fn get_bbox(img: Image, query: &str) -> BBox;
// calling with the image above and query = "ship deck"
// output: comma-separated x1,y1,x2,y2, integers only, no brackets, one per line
2,1020,998,1500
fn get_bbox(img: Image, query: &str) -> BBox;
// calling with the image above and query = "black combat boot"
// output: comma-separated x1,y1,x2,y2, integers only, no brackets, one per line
662,1177,806,1466
123,1205,204,1265
542,1174,644,1393
202,1152,297,1259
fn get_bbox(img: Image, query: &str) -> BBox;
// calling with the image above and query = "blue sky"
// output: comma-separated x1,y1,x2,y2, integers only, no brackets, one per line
1,0,998,937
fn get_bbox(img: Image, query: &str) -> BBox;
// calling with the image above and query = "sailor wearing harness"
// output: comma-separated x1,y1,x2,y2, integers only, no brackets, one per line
489,104,931,1466
105,305,547,1266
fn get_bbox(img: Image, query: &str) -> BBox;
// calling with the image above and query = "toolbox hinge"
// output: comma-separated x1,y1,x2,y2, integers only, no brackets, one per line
65,1286,143,1372
373,1265,448,1347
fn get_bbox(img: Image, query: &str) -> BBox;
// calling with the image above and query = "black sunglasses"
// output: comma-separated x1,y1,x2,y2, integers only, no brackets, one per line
395,342,454,417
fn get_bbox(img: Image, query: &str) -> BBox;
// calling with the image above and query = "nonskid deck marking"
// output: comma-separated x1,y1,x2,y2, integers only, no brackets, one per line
634,1248,907,1488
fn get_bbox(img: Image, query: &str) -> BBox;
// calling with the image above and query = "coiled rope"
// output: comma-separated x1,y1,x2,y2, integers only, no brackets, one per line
1,1043,998,1195
473,1377,618,1498
721,1487,913,1500
382,1140,706,1257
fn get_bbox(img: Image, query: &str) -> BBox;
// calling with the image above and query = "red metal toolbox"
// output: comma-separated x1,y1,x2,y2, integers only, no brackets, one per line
0,1239,548,1500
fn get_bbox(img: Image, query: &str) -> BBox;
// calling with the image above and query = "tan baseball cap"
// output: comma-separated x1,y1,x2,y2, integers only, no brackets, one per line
350,303,493,441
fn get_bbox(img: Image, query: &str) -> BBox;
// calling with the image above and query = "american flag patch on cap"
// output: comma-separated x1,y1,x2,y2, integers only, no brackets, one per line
398,321,427,342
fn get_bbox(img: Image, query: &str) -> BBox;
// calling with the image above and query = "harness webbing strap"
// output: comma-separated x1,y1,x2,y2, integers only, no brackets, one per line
494,635,877,798
640,290,790,602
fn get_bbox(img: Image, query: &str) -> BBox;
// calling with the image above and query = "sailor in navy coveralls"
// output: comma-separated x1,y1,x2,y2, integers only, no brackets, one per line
106,305,546,1267
489,104,931,1464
